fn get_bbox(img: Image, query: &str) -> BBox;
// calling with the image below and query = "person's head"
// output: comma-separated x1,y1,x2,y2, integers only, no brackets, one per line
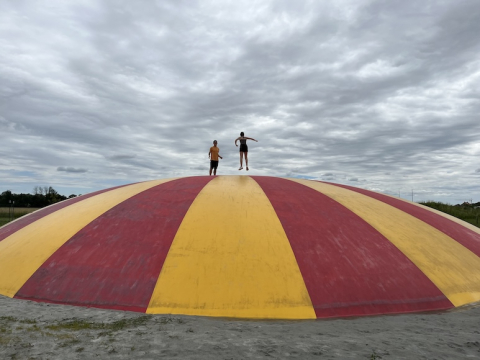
240,132,244,137
213,140,217,146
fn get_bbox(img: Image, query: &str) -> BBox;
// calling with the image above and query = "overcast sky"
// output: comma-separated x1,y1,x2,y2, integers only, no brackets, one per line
1,0,479,203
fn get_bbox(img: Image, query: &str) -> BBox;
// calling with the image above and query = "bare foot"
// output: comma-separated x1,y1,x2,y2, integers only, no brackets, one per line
239,167,243,170
246,167,249,171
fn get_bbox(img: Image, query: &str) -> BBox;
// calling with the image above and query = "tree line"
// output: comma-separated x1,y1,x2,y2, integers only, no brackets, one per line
0,187,77,208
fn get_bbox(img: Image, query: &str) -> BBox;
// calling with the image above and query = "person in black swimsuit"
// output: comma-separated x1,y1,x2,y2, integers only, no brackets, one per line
234,132,258,171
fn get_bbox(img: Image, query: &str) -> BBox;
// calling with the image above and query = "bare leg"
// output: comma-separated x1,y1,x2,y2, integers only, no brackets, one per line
239,152,243,170
213,168,217,175
245,153,249,170
209,166,212,176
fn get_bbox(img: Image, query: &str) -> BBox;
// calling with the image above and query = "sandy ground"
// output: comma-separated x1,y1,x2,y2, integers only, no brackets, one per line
1,295,479,359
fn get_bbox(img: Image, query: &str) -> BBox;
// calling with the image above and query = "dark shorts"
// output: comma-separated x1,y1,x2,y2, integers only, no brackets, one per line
239,144,248,152
210,160,218,169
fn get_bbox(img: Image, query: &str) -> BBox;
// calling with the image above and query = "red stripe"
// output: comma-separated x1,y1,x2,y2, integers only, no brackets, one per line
15,176,213,312
325,182,480,258
0,185,128,243
253,177,452,318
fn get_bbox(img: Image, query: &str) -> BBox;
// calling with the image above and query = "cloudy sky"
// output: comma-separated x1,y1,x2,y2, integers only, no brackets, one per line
1,0,479,203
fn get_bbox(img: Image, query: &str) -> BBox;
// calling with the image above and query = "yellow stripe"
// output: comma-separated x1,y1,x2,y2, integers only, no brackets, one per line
288,179,480,307
362,191,480,236
0,179,176,298
147,176,315,319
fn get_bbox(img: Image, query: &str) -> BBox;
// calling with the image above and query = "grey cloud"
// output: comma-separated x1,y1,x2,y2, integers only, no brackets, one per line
107,154,137,161
57,167,88,173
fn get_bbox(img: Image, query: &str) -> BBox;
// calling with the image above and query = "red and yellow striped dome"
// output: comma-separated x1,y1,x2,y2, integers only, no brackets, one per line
1,176,480,319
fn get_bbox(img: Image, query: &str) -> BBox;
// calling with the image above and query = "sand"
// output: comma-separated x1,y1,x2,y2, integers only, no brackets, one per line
1,295,479,359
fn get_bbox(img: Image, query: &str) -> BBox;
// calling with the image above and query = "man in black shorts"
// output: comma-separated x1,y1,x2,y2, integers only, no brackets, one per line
208,140,223,175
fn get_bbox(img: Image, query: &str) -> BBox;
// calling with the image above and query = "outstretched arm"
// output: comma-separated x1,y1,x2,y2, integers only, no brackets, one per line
245,137,258,142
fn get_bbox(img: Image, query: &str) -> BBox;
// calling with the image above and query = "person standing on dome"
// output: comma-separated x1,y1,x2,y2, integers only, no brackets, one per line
235,132,258,171
208,140,222,176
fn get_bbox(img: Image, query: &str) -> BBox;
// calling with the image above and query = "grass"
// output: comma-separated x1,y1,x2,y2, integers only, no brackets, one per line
0,207,40,213
45,316,151,332
0,208,40,227
1,315,150,337
58,338,81,348
0,315,153,353
419,201,480,228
